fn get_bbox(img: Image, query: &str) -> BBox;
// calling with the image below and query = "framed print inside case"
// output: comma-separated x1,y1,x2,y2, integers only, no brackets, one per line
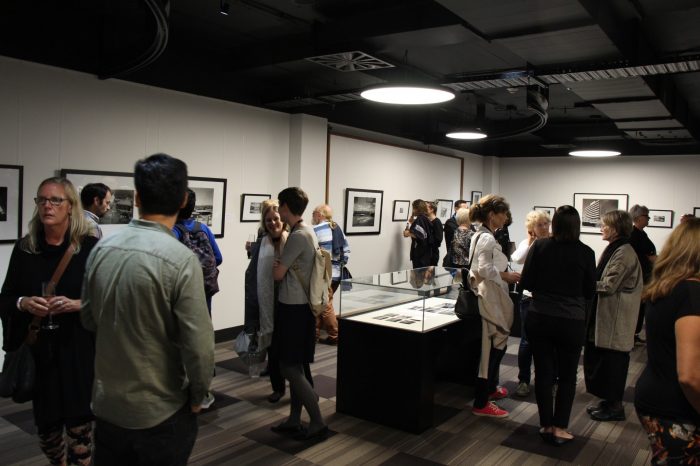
436,199,453,224
647,209,674,228
188,177,227,237
471,191,482,204
573,193,629,234
534,206,555,218
344,188,383,235
240,193,271,223
0,165,23,244
392,200,410,221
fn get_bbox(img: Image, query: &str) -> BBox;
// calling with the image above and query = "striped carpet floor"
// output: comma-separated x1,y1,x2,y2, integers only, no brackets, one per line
0,336,653,465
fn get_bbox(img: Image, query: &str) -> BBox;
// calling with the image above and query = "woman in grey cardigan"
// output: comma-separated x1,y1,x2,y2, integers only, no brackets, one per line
584,210,642,422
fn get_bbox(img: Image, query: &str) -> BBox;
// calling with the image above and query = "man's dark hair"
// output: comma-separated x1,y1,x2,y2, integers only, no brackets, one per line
178,188,196,221
552,205,581,242
278,187,308,216
134,153,188,216
454,199,467,209
80,183,111,209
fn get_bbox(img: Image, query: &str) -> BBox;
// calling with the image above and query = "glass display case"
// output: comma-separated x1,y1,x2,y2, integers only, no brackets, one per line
339,266,462,333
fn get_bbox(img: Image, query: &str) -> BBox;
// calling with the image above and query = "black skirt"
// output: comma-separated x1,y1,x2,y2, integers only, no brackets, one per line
275,302,316,364
583,341,630,401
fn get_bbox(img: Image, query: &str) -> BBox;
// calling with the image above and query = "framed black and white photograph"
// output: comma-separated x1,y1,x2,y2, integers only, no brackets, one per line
344,188,383,235
240,193,271,223
390,270,408,285
647,209,674,228
471,191,482,204
573,193,629,234
392,200,410,221
61,169,137,236
694,207,700,218
534,206,556,218
189,177,227,237
436,199,453,223
0,165,23,244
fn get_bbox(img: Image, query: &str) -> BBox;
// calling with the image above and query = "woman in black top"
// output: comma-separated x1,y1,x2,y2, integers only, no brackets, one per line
520,206,596,445
403,200,433,268
0,177,97,465
634,218,700,465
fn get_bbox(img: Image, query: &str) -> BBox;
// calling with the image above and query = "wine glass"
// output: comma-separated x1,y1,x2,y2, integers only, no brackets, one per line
41,281,59,330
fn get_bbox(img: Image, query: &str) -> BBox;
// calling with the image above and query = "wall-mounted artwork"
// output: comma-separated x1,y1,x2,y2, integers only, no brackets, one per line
0,165,23,244
534,206,555,218
471,191,482,204
647,209,674,228
436,199,453,224
392,200,410,221
573,193,629,234
694,207,700,218
189,177,227,237
240,193,271,223
345,188,383,235
390,270,408,285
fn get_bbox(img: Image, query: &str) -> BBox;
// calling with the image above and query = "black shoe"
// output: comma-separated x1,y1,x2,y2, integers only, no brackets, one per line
552,435,575,446
293,425,329,441
586,400,608,415
267,392,283,403
271,423,304,434
319,338,338,346
539,428,553,444
590,407,625,422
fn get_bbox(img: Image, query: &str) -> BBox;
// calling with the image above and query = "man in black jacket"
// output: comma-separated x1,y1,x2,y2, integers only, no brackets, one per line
442,200,467,267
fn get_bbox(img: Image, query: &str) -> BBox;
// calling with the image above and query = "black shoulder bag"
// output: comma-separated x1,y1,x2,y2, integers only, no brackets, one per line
454,233,482,320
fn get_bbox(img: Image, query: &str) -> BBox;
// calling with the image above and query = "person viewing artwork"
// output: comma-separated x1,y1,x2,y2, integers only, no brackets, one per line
520,206,596,445
628,204,657,345
584,210,642,422
443,199,468,267
426,201,443,266
634,217,700,465
467,194,520,418
0,177,98,465
80,182,112,239
403,199,433,269
450,207,474,268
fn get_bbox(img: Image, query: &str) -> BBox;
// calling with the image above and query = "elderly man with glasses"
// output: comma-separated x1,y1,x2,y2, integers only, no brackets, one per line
628,204,657,344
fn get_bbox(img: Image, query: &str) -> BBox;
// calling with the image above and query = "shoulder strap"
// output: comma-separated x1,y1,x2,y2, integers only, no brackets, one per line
468,233,482,268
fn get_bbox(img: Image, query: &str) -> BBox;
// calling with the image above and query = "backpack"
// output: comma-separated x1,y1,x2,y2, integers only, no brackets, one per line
291,234,332,317
174,222,220,297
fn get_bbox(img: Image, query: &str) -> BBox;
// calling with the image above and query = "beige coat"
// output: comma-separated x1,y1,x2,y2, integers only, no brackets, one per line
594,243,643,352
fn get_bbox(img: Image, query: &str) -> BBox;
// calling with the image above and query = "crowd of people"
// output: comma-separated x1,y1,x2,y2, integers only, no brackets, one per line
0,161,698,464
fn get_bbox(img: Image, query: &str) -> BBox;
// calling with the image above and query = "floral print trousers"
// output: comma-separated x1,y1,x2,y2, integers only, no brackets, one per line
638,412,700,465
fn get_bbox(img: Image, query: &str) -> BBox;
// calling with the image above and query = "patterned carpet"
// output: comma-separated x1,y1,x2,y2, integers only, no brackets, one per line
0,336,653,465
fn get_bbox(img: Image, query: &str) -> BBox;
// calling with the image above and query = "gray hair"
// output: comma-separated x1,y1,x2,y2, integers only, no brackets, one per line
629,204,649,220
455,207,470,226
601,210,634,238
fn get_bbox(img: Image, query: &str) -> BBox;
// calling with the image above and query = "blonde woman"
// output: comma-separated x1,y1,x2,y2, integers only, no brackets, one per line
635,218,700,464
0,177,97,465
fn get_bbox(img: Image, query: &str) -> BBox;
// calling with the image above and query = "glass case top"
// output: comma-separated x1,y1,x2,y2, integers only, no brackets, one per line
344,267,460,294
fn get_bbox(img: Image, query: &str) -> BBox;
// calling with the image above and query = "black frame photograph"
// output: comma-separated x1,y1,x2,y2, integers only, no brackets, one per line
694,207,700,218
240,193,271,223
189,177,227,237
392,200,410,221
0,164,23,244
344,188,383,235
471,191,482,204
573,193,629,234
534,206,556,218
647,209,674,228
436,199,453,224
390,270,408,285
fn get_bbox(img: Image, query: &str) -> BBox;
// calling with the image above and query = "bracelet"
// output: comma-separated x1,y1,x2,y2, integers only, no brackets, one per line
16,296,25,311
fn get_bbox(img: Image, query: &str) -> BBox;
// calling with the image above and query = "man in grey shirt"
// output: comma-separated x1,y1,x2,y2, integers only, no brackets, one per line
80,182,112,239
81,154,214,465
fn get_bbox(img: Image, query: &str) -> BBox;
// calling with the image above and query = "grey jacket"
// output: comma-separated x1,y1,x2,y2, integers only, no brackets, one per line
594,243,643,352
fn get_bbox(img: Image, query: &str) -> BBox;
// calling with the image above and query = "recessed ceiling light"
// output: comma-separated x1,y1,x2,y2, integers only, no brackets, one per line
361,86,455,105
569,150,621,157
446,131,487,140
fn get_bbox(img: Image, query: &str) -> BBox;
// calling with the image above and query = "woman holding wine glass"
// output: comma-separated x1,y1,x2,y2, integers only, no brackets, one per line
0,177,98,465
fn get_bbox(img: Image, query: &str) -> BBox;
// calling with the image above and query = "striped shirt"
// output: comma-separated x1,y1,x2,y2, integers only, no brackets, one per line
313,221,350,281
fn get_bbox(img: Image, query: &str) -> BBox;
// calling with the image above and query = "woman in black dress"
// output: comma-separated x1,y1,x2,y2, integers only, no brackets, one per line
0,177,97,465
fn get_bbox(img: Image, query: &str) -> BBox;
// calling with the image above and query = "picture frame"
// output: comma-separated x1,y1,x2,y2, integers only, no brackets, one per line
240,193,271,223
573,193,629,234
61,169,138,237
694,207,700,218
344,188,383,235
0,164,23,244
435,199,453,224
533,206,556,218
471,191,482,204
390,270,408,285
392,200,410,222
188,177,227,237
647,209,674,229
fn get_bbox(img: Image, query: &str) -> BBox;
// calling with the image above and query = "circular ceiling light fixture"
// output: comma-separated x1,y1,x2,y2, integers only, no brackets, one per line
446,130,488,140
569,149,621,157
360,85,455,105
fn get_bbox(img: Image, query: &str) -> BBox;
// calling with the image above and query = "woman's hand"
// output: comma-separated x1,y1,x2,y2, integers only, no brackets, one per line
500,271,521,284
527,230,536,245
47,296,79,314
19,296,50,317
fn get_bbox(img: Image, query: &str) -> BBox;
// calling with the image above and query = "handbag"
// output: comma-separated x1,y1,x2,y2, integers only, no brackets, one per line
454,233,482,320
0,244,75,403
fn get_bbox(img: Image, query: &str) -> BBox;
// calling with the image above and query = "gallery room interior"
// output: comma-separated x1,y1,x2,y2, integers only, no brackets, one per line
0,0,699,464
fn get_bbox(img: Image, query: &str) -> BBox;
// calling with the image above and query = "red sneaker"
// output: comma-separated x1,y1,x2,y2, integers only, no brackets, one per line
472,402,509,418
489,386,508,400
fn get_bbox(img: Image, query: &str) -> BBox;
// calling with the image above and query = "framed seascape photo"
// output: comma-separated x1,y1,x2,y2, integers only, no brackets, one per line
534,206,556,218
61,169,137,237
436,199,453,224
573,193,629,234
0,165,23,244
344,188,383,235
188,177,227,237
471,191,482,204
240,193,271,223
392,200,410,221
647,209,674,228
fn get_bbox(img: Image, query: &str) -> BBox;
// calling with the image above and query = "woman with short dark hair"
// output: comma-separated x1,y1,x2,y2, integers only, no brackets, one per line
403,199,433,268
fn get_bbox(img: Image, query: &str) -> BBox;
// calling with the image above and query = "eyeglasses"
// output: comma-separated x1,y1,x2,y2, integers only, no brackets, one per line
34,197,67,206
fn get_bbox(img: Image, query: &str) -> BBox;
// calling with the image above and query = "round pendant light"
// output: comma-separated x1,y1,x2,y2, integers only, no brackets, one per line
446,130,487,140
361,85,455,105
569,150,621,157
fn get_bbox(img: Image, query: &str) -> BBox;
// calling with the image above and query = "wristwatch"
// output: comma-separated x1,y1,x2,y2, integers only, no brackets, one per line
16,296,25,311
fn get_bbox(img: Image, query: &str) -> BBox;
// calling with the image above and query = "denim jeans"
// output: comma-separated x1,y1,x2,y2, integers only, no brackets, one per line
517,297,533,384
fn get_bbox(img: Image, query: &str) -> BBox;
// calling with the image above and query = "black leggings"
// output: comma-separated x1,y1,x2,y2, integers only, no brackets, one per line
473,345,506,408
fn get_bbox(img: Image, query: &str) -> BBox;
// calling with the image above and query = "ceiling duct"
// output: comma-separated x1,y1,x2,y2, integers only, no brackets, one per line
305,51,395,72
